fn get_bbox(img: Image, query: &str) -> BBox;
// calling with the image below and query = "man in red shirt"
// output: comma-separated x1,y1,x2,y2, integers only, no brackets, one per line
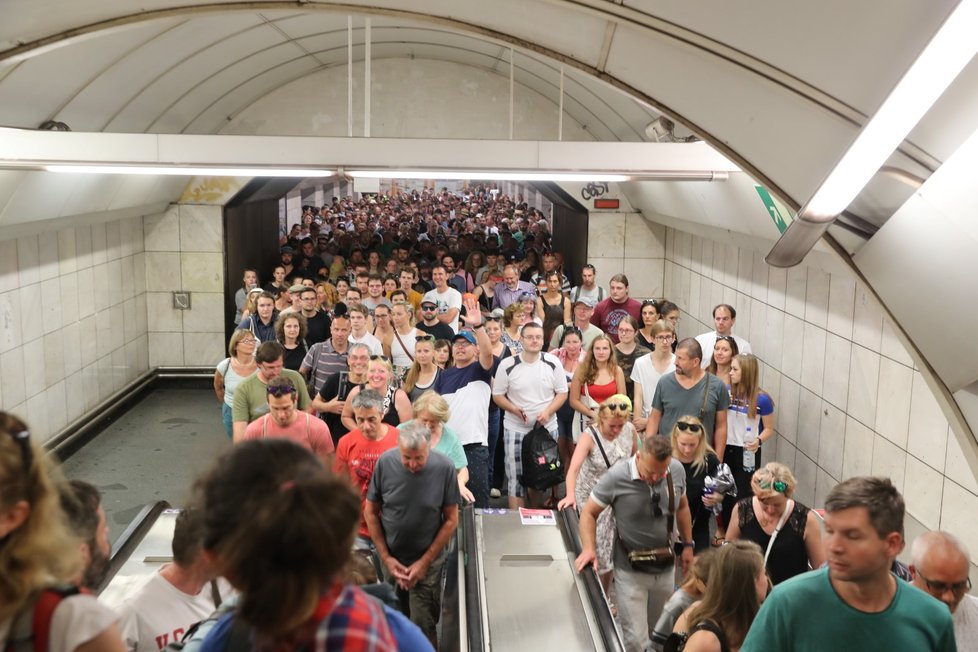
243,376,334,468
590,273,642,343
334,388,400,547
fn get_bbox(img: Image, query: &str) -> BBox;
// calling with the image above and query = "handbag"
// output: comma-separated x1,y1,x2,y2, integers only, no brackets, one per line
571,384,599,443
623,469,676,572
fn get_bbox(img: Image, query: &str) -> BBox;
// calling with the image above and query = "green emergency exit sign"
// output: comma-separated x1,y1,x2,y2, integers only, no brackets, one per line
755,186,790,234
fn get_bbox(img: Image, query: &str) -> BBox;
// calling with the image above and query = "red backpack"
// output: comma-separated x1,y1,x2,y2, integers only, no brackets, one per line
6,586,84,652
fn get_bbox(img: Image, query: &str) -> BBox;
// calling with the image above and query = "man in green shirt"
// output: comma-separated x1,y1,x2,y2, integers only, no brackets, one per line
232,341,311,442
742,476,956,651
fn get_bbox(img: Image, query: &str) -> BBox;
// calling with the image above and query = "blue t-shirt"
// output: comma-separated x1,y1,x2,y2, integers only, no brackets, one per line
727,390,774,447
434,362,493,446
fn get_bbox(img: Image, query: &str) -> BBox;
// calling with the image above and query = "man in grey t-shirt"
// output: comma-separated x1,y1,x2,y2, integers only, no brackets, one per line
576,435,694,652
647,338,730,462
365,422,460,646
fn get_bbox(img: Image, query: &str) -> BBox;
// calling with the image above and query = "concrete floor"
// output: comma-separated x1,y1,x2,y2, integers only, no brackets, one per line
60,388,231,545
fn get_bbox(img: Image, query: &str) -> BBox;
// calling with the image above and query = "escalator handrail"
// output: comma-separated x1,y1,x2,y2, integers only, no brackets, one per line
461,505,485,652
558,507,627,652
95,500,171,596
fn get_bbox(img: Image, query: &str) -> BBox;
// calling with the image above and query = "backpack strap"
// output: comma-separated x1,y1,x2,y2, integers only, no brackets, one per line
7,586,82,652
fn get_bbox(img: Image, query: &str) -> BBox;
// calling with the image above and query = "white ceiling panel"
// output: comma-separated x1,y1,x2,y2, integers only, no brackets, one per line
106,20,284,133
0,21,171,129
622,0,958,115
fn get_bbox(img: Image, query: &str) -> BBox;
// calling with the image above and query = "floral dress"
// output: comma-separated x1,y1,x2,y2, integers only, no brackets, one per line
575,422,637,574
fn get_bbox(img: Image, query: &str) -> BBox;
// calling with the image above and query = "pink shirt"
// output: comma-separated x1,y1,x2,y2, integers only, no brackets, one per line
243,412,334,457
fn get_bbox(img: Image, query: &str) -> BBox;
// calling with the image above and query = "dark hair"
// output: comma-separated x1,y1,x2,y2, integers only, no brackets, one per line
825,476,905,539
657,300,680,317
707,335,740,375
520,322,544,337
676,337,703,362
197,440,359,638
255,341,285,364
172,508,205,567
713,303,737,319
59,479,100,545
642,434,673,461
559,325,583,347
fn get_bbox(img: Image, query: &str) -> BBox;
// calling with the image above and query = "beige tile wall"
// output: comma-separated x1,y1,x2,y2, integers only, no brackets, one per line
587,212,666,299
144,204,225,367
0,217,148,442
660,226,978,564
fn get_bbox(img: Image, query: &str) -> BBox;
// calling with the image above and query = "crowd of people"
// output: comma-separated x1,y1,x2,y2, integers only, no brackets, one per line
0,186,973,651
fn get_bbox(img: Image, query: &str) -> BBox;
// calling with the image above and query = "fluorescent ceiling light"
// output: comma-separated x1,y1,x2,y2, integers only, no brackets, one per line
43,165,334,177
347,170,630,182
768,0,978,268
803,0,978,221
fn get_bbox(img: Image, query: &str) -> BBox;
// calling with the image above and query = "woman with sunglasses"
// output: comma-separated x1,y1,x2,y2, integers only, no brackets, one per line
631,320,676,432
720,354,776,538
570,335,626,440
500,303,525,356
340,357,413,432
637,300,660,350
552,326,586,470
558,396,638,595
670,416,722,552
724,463,824,586
214,330,259,439
0,413,127,652
613,316,651,401
403,335,441,403
707,335,739,386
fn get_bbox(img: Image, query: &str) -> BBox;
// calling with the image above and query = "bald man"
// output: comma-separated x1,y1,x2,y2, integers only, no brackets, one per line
910,530,977,649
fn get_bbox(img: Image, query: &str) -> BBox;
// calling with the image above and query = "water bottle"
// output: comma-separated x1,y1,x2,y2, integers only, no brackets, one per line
743,426,756,473
703,475,718,514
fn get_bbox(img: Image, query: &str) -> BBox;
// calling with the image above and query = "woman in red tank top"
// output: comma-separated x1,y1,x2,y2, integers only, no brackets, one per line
569,334,626,428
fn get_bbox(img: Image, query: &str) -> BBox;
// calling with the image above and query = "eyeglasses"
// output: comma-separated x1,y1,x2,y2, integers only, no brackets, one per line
605,402,630,412
676,422,702,433
266,385,296,397
7,429,33,474
654,335,674,342
240,338,257,345
916,573,972,596
650,490,663,518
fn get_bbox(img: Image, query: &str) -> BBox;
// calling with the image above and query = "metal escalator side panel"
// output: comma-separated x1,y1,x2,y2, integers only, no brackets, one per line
558,508,626,652
96,501,172,597
461,505,486,652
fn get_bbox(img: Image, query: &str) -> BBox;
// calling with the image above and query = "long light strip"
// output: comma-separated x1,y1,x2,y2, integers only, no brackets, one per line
44,165,334,177
348,170,630,182
803,0,978,220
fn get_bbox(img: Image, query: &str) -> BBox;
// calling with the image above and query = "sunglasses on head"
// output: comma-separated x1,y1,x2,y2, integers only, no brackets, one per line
6,429,33,475
676,421,702,433
266,386,296,398
416,334,436,342
606,402,630,412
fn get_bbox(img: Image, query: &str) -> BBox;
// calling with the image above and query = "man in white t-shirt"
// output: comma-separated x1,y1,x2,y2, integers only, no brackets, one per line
695,303,752,368
346,303,383,356
242,376,335,467
422,264,463,333
910,530,978,650
116,509,233,652
493,322,568,509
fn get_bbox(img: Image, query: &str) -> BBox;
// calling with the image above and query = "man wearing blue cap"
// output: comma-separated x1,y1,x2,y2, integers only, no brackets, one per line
433,296,495,508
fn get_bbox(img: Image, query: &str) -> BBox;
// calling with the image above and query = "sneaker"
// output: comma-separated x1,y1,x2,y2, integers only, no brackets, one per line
490,488,501,498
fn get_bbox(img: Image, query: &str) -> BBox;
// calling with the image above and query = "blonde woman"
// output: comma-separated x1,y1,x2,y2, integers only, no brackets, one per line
670,415,722,551
558,395,637,594
403,335,440,403
407,391,476,504
214,330,258,439
340,357,412,431
725,462,824,585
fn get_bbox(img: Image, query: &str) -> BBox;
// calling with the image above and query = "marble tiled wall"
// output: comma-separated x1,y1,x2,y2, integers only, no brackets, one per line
660,227,978,559
586,212,666,299
0,217,149,442
144,205,225,367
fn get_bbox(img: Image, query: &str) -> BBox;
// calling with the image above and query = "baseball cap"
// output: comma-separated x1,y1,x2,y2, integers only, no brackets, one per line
280,245,294,254
452,331,477,345
420,300,438,309
575,297,596,308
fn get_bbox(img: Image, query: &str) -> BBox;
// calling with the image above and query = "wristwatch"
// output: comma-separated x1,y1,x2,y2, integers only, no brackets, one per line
682,541,695,549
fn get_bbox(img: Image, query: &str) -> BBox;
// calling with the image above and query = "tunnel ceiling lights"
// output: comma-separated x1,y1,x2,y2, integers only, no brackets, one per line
767,0,978,267
43,165,335,177
346,170,631,182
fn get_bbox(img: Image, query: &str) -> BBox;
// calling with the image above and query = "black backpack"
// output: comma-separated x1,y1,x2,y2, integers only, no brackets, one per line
520,424,563,490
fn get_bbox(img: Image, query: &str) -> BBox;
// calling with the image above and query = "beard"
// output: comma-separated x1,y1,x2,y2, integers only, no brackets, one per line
83,543,111,590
